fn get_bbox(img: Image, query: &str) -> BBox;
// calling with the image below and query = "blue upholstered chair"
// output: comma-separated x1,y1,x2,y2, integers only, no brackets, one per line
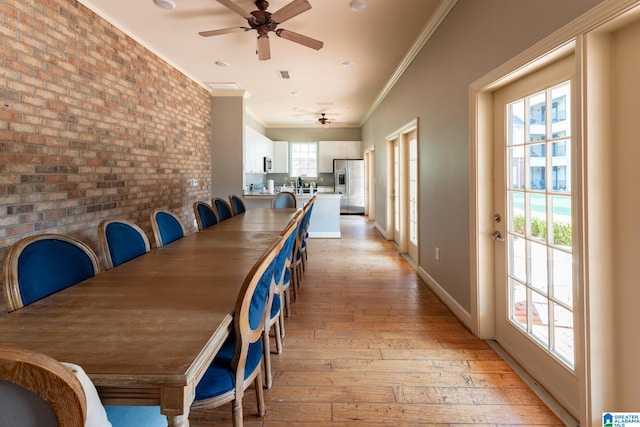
288,196,315,300
98,218,151,269
228,194,246,216
212,198,233,222
191,236,284,427
262,211,301,389
150,209,186,248
299,196,316,273
193,201,219,231
271,191,297,209
1,234,100,313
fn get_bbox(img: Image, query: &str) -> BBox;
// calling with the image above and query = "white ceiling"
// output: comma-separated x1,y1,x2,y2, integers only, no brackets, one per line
78,0,446,128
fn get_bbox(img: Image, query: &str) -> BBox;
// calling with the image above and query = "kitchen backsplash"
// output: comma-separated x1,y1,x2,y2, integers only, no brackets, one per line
245,172,335,190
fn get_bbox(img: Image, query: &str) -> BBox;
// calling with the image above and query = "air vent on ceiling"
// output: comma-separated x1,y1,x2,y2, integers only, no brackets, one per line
278,70,291,80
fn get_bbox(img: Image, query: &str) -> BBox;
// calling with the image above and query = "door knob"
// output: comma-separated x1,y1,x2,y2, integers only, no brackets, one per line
491,231,504,242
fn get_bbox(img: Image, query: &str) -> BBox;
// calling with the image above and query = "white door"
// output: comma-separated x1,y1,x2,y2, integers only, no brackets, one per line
493,55,579,415
392,139,401,244
407,130,418,262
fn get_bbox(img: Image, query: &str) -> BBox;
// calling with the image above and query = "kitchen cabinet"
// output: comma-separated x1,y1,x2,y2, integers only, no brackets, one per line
318,141,362,173
244,126,273,173
272,140,288,173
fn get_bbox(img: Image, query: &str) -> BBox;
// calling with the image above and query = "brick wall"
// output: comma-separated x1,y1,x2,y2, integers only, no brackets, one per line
0,0,212,269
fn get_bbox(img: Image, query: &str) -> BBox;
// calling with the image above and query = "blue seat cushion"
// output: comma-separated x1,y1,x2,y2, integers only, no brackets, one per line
194,333,263,401
106,223,147,267
18,239,96,306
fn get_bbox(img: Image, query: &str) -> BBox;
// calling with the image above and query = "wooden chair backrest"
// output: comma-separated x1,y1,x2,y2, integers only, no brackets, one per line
150,208,186,248
2,234,100,312
98,218,151,269
271,191,297,209
0,347,86,427
228,194,246,216
193,201,219,231
231,236,284,400
212,198,233,221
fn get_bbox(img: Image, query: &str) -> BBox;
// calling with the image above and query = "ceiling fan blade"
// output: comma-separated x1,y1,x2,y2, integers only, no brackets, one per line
198,27,249,37
276,29,323,50
216,0,252,19
257,36,271,61
270,0,311,24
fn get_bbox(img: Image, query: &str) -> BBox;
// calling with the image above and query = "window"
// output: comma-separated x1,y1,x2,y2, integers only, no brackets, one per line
289,142,318,177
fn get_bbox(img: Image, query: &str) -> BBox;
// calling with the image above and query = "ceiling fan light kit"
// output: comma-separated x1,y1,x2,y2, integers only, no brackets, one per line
349,0,368,12
153,0,176,10
199,0,324,60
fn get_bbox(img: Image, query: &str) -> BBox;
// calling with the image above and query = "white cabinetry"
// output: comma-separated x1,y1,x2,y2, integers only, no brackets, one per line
272,141,288,173
318,141,362,173
244,126,274,173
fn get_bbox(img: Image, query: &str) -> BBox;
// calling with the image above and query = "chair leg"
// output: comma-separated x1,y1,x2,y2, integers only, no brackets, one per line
273,317,283,355
283,286,291,317
279,307,286,339
255,367,266,416
231,400,243,427
262,325,273,389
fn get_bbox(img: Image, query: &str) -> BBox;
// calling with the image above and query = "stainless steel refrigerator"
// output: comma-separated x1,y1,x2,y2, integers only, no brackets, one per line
334,159,365,214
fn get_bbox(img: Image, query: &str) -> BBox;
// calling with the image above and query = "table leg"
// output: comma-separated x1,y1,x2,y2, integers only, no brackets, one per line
166,414,189,427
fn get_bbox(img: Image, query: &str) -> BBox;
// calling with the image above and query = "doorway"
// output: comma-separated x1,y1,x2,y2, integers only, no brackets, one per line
386,120,419,264
492,55,578,415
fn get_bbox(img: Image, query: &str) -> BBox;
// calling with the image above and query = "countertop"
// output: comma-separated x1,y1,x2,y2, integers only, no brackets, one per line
243,191,341,198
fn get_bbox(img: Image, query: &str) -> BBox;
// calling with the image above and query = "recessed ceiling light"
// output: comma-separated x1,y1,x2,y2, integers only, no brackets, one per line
342,61,354,68
153,0,176,10
291,91,300,96
215,61,229,67
349,0,367,12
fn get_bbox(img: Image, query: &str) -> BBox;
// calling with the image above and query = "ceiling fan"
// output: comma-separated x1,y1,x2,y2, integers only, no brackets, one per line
199,0,324,60
318,113,331,125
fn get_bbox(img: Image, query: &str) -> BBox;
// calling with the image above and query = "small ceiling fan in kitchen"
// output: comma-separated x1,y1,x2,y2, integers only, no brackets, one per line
199,0,324,60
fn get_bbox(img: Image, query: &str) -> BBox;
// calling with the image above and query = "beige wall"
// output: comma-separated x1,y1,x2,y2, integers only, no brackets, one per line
362,0,602,312
611,17,640,409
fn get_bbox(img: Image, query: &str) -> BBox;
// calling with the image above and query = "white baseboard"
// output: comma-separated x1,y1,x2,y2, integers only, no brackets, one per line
373,222,388,239
417,266,473,331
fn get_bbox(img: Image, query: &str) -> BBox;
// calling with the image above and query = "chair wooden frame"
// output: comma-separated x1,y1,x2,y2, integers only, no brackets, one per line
2,234,100,313
193,201,219,231
262,211,301,389
212,197,233,222
228,194,246,216
150,208,186,248
0,346,86,427
291,197,315,300
271,191,297,209
299,195,316,273
192,236,284,427
98,218,151,269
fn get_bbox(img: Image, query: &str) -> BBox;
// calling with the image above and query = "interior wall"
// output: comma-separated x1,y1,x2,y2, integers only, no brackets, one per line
0,0,212,273
211,96,244,199
611,16,640,409
361,0,602,312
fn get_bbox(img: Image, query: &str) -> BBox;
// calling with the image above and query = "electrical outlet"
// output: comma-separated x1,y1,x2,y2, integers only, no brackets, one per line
435,247,440,261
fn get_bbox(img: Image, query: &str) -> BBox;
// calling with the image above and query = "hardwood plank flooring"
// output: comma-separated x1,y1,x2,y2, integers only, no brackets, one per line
189,215,563,426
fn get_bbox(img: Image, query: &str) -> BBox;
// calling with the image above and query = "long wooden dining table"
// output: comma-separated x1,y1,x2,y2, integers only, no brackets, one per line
0,207,299,427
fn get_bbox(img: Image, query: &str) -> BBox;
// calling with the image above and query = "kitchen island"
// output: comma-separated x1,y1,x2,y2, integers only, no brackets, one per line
243,192,342,238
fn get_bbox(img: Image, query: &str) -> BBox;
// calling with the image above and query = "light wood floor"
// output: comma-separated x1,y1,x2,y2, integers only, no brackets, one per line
190,215,564,426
